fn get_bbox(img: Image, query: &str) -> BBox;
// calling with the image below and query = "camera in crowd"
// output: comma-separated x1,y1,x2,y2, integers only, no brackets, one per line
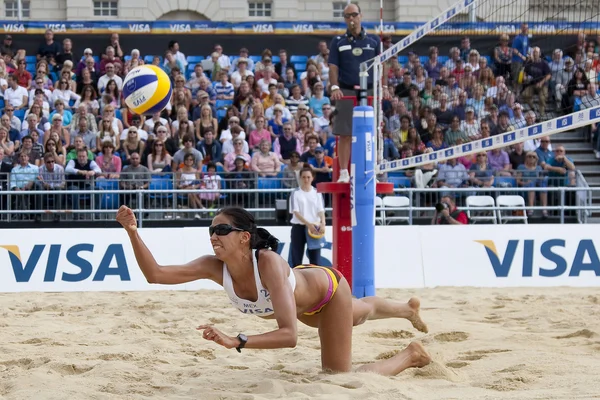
435,202,449,213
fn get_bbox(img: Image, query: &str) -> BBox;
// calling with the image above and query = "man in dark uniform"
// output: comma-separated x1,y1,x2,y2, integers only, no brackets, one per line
328,3,389,183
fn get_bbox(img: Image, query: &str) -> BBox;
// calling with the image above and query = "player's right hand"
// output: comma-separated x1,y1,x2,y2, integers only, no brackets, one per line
330,88,343,101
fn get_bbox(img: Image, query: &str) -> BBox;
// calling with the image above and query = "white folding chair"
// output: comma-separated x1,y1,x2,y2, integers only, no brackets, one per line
496,195,528,224
466,195,497,224
382,196,410,224
375,196,384,225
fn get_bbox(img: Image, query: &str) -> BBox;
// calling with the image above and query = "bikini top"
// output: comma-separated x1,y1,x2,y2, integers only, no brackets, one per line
222,250,297,317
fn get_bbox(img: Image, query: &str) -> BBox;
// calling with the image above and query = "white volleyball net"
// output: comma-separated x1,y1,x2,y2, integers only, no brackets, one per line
369,0,600,174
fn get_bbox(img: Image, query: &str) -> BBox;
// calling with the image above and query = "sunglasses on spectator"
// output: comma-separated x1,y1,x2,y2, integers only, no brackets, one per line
209,224,244,236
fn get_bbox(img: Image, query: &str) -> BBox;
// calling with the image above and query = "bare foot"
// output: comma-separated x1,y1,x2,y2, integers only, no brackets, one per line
408,297,429,333
407,341,432,368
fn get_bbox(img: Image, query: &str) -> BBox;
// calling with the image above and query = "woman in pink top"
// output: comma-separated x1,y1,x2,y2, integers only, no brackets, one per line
251,139,281,177
95,141,122,179
248,116,271,151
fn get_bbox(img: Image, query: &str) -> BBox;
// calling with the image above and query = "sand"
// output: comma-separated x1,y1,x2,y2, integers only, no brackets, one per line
1,287,599,400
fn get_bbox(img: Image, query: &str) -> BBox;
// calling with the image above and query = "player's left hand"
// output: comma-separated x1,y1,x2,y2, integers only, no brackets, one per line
197,324,238,349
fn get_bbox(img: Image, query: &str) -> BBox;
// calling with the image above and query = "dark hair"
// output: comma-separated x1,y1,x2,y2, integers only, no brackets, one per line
216,207,279,251
300,166,315,178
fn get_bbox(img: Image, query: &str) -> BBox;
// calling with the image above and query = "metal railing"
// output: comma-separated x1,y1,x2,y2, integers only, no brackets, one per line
0,170,596,225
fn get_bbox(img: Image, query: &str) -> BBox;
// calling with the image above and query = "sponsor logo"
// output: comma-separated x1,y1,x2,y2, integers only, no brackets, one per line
253,24,274,33
169,24,191,33
0,244,130,283
557,115,572,128
128,24,151,33
590,106,600,120
293,24,314,33
45,24,66,32
528,124,542,136
476,240,600,278
503,132,515,143
374,24,395,34
2,23,25,32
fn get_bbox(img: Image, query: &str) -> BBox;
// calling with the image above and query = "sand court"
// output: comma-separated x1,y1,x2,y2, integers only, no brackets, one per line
1,287,599,399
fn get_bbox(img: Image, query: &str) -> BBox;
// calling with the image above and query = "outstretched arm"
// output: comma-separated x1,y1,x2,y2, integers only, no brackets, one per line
116,205,220,285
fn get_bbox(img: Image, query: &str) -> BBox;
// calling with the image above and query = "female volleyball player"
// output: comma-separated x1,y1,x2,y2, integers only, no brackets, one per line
116,205,431,374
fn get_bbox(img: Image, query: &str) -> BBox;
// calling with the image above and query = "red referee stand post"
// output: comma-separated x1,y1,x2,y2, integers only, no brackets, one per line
317,96,393,292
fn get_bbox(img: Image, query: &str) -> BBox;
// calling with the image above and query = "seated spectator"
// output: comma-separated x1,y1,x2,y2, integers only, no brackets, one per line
221,125,248,155
44,135,65,166
171,106,194,139
282,151,302,188
99,46,123,75
313,103,332,141
194,104,218,141
177,153,204,217
418,113,437,143
13,58,31,88
49,100,73,127
286,84,309,115
71,104,98,133
516,151,548,217
214,71,234,100
282,67,297,94
426,126,446,151
20,113,45,144
120,129,145,165
251,139,280,177
5,74,28,110
23,103,50,132
534,136,554,165
119,152,151,208
509,142,526,170
381,130,400,161
294,114,312,147
522,47,551,116
267,105,288,139
487,148,512,176
300,135,319,163
145,111,171,136
97,63,123,93
196,129,222,166
257,66,277,96
543,145,576,187
248,116,271,151
468,152,495,188
444,116,469,146
97,117,121,153
66,136,94,163
308,82,330,118
120,115,148,142
230,58,253,89
306,146,332,186
223,137,250,172
146,139,171,173
434,158,469,190
274,122,303,164
431,195,468,225
101,79,121,109
402,127,426,157
37,151,66,221
100,105,124,137
70,116,97,153
95,141,121,179
219,115,245,144
199,162,222,208
52,78,81,110
14,135,41,166
460,107,480,140
262,83,278,111
0,126,14,158
172,134,203,171
10,151,38,218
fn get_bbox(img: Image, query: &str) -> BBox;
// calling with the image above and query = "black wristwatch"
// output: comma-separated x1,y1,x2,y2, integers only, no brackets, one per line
236,333,248,353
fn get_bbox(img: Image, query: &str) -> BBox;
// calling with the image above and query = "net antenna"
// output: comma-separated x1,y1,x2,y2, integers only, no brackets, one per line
366,0,600,174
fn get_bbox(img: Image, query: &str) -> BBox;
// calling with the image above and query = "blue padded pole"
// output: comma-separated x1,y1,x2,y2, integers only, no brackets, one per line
350,105,376,298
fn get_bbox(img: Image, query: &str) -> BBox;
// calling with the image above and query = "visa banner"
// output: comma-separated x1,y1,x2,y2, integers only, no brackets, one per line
420,225,600,287
1,20,599,36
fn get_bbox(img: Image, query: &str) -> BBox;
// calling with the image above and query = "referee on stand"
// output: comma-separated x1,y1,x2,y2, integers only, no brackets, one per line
328,3,390,183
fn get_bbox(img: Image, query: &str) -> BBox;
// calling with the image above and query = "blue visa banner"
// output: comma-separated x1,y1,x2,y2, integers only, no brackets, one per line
0,20,598,36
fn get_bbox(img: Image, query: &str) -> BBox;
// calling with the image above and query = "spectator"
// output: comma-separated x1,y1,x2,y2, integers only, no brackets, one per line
468,152,495,188
232,48,254,72
13,58,31,88
146,139,171,173
121,127,145,166
196,129,222,166
97,117,120,152
95,141,121,179
213,71,234,100
199,162,222,209
71,103,98,133
460,107,480,140
308,81,329,118
274,49,295,79
267,105,288,139
266,94,292,121
121,115,148,141
37,29,62,63
251,139,280,177
212,44,231,72
306,146,332,185
282,151,302,188
99,46,123,75
66,135,94,162
248,116,271,151
194,105,218,141
56,38,74,71
487,148,512,176
20,113,45,144
534,136,554,165
70,116,97,153
5,74,28,110
120,152,151,208
444,116,469,146
543,145,576,187
282,68,297,94
223,137,250,172
522,47,551,116
0,35,14,56
171,106,194,139
0,126,14,157
274,122,302,164
313,103,332,140
46,113,71,146
431,195,468,225
97,63,123,93
424,46,442,80
0,148,13,208
2,113,19,147
516,151,548,217
10,151,38,218
65,147,102,219
230,58,253,89
426,126,446,151
52,78,81,110
286,84,309,115
37,151,66,221
434,158,469,190
14,135,41,166
172,134,203,171
49,101,73,127
257,66,277,95
145,111,171,136
164,40,187,69
509,141,526,170
289,166,326,267
177,152,204,217
44,135,65,166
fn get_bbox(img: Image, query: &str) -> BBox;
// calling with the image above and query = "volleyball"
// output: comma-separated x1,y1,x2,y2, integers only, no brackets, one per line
122,65,172,115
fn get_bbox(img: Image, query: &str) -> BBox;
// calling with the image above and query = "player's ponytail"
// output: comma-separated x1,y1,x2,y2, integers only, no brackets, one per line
252,227,280,251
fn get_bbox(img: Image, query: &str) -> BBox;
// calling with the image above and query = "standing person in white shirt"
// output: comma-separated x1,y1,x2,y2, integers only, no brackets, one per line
213,44,231,73
97,63,123,93
230,58,253,89
289,167,326,267
4,75,28,110
164,40,187,69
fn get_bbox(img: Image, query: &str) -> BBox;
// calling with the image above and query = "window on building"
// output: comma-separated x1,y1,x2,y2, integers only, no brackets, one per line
4,1,30,18
93,1,118,17
332,2,346,18
248,1,271,17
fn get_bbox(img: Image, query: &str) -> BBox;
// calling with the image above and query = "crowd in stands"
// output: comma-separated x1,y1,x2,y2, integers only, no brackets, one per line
0,25,598,220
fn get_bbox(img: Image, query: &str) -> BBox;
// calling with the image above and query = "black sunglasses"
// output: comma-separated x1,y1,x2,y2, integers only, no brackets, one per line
209,224,244,236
